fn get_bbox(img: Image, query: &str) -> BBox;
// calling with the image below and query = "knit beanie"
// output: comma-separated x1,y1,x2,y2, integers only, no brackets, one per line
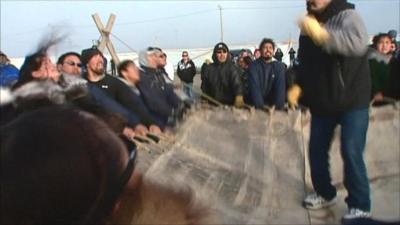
81,47,103,65
212,42,230,63
214,42,229,53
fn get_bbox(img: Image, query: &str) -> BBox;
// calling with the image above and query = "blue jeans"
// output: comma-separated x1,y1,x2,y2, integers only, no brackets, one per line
183,82,193,100
309,107,371,211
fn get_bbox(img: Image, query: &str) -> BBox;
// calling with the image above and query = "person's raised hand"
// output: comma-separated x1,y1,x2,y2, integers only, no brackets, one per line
299,15,330,46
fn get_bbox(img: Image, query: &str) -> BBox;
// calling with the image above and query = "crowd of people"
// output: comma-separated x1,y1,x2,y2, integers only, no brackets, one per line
0,42,210,224
1,0,400,224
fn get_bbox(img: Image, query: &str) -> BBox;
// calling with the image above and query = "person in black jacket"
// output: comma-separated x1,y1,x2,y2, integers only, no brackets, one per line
137,47,184,127
248,38,286,110
289,0,372,220
238,56,253,105
201,42,244,107
177,51,196,100
56,51,152,135
117,59,163,133
81,47,160,135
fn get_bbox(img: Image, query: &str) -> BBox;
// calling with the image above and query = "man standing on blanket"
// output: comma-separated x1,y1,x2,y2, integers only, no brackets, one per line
288,0,372,221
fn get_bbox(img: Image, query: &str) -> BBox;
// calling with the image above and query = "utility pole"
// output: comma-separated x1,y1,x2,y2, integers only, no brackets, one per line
218,5,223,42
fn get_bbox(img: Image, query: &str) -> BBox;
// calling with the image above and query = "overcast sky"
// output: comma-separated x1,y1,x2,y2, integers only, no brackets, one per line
1,0,399,57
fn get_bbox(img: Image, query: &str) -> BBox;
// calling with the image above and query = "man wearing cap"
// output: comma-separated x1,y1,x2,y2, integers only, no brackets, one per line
248,38,286,110
201,42,244,107
137,47,184,127
81,46,162,134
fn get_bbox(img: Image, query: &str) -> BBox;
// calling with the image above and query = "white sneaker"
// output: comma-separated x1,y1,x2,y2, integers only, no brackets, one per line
302,193,337,210
343,208,371,220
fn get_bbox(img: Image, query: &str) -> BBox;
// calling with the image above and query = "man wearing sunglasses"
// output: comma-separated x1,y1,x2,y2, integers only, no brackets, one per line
201,42,244,107
177,51,196,100
57,52,82,76
137,47,184,127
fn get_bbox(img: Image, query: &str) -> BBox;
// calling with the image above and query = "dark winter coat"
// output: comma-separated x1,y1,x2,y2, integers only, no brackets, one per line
201,43,243,105
385,57,400,99
85,74,158,127
137,66,182,126
177,60,196,83
86,83,141,127
297,0,371,116
0,76,128,133
248,59,286,109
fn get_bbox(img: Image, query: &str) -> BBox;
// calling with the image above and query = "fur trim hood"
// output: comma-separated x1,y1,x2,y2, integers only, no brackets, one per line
2,74,88,110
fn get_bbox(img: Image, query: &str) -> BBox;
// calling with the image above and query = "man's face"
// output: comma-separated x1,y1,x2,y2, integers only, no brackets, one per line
158,53,167,68
58,55,82,76
216,49,228,63
261,43,275,61
147,52,162,69
306,0,332,14
182,52,189,62
87,54,105,76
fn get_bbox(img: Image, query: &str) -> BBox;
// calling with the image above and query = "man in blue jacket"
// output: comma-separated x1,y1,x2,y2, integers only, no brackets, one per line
0,52,19,88
248,38,286,110
137,47,184,127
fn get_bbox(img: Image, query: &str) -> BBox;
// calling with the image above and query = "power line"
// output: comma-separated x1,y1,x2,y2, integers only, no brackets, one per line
4,1,398,39
224,5,304,10
116,9,216,26
109,33,137,53
6,4,308,37
114,5,308,26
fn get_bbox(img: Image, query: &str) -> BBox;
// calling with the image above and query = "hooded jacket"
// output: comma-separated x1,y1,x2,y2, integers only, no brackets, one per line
201,42,243,105
297,0,371,116
0,75,129,133
177,59,196,83
137,65,182,126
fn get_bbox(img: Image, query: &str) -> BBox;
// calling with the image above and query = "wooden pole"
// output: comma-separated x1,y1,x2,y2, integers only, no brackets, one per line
92,13,120,65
